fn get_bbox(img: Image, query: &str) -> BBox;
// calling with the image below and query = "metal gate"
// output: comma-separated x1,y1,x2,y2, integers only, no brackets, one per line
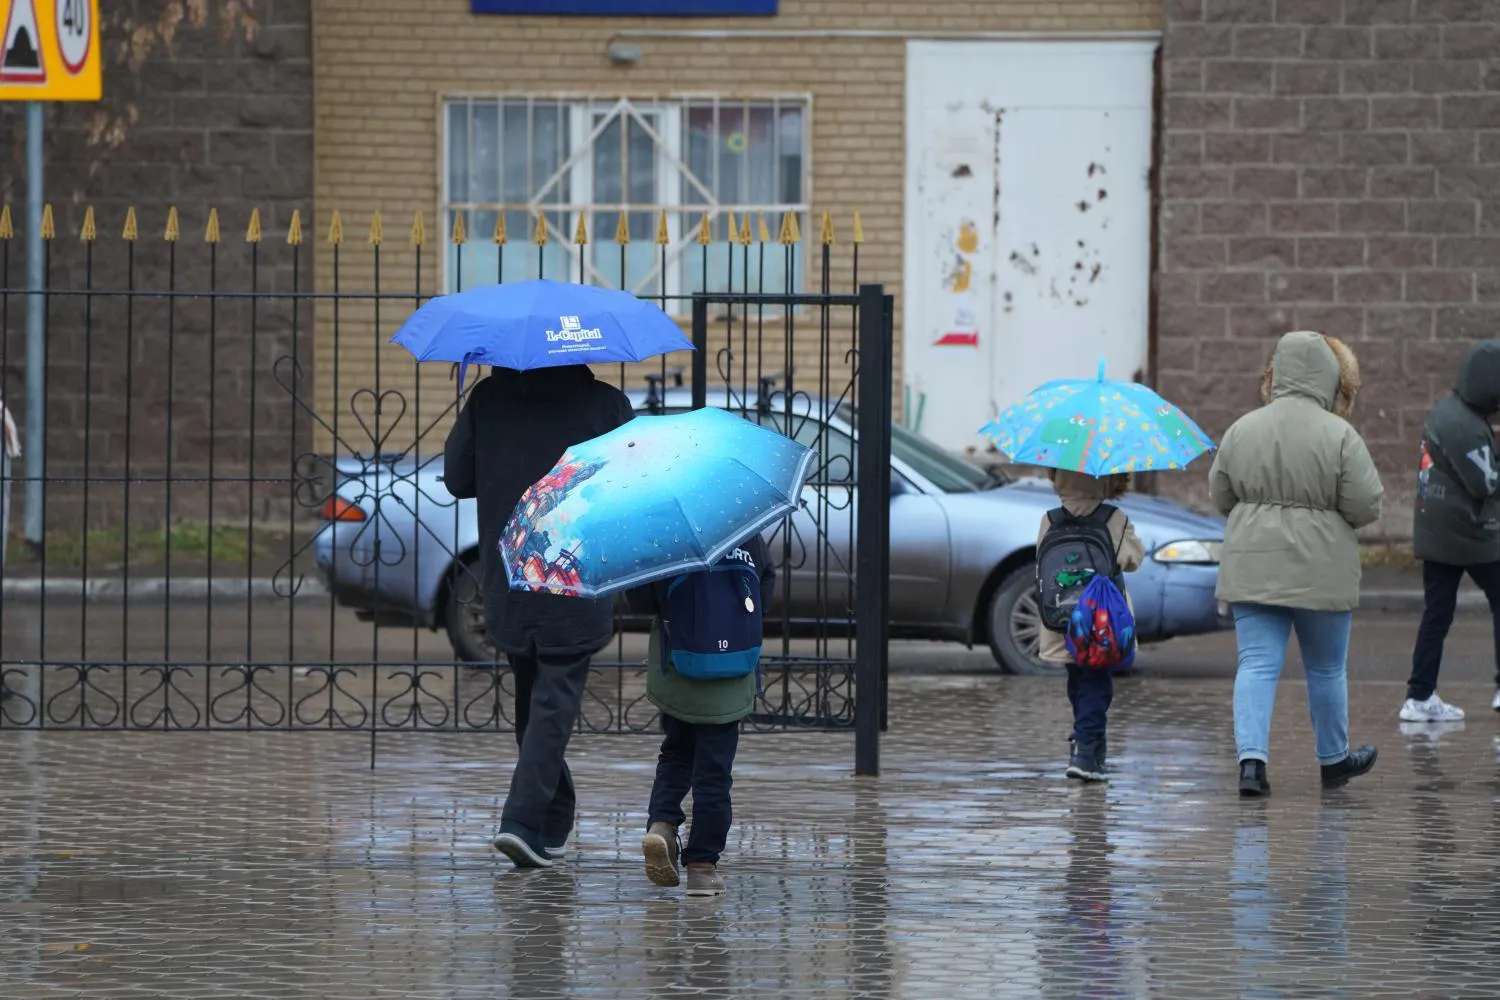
0,204,891,756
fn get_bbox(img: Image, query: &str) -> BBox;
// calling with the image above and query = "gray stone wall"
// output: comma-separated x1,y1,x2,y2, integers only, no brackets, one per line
0,0,312,534
1155,0,1500,536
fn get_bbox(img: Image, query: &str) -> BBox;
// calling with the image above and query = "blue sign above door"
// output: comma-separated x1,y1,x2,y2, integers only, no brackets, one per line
471,0,776,14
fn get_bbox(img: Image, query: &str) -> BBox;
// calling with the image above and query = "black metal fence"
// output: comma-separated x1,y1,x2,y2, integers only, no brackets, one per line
0,204,892,760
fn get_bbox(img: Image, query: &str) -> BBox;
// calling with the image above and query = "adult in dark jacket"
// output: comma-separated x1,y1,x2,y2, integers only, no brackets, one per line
443,365,636,868
1406,341,1500,722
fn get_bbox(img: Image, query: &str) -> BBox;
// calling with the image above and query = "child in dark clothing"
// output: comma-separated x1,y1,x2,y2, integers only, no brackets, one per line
627,534,774,896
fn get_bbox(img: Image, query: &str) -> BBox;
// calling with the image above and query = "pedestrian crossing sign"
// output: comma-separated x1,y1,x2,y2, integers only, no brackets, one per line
0,0,99,101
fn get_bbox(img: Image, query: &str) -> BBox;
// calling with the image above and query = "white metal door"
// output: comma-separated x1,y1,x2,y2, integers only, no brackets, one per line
902,40,1157,457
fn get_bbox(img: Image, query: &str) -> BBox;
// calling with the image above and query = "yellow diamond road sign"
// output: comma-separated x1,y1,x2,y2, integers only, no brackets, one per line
0,0,100,101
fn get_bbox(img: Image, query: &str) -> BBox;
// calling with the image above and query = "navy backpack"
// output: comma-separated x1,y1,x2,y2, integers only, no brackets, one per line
664,547,764,681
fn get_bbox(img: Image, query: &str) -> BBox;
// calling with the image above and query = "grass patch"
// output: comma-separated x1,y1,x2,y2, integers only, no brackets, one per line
1360,542,1417,570
11,523,272,569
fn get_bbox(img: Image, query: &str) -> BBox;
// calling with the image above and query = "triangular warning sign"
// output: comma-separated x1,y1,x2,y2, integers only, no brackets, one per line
0,0,46,84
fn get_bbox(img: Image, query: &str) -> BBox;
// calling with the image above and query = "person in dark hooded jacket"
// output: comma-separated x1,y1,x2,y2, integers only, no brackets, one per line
444,364,636,868
1406,341,1500,722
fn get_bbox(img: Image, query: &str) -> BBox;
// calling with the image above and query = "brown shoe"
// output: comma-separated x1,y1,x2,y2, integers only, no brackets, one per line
684,862,726,897
641,822,680,887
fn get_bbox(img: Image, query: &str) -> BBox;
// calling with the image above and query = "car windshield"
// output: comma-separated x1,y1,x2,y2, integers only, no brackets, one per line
835,405,1000,494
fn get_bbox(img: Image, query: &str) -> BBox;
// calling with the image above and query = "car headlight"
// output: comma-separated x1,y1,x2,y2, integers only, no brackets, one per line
1153,540,1222,564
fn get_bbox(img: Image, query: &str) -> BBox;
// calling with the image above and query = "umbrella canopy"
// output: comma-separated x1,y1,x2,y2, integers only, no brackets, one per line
501,408,817,599
979,362,1214,476
390,279,693,385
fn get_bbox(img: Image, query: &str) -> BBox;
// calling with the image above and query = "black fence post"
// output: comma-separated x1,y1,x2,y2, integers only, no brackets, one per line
854,283,890,777
690,295,708,412
879,294,894,733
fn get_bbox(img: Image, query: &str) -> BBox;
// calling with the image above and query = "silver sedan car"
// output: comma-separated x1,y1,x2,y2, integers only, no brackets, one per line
314,389,1228,673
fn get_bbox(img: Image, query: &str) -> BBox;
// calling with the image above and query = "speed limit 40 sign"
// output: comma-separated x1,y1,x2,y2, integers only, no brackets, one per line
0,0,100,101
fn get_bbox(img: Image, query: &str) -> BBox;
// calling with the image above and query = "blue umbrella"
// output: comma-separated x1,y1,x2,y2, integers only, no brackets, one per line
390,279,693,387
978,360,1214,476
500,408,816,599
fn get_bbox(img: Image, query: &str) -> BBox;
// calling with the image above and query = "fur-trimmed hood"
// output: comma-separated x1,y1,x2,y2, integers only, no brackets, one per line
1258,331,1361,419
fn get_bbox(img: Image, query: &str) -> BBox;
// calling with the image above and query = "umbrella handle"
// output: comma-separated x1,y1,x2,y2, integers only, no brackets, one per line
1096,357,1107,382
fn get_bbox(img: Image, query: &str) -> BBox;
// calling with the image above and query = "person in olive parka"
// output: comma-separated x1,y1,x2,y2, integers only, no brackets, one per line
1406,341,1500,722
444,364,636,869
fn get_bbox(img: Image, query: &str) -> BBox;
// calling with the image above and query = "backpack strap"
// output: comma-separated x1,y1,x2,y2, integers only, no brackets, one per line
1045,506,1069,527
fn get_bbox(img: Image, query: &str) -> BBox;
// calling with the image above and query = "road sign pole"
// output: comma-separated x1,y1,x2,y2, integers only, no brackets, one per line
23,99,42,549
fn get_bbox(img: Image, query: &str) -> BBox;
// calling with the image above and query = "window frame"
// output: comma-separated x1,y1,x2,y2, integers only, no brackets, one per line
438,93,813,309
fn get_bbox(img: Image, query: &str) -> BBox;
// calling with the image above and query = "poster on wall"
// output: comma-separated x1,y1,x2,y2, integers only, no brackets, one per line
471,1,777,14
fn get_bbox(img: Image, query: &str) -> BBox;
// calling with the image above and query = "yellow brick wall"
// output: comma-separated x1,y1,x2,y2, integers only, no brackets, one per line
312,0,1161,454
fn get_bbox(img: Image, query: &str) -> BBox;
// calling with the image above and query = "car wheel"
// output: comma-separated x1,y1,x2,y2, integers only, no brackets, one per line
986,564,1062,676
445,556,498,663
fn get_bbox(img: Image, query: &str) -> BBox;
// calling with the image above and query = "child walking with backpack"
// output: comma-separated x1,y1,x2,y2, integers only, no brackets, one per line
1035,470,1144,783
628,533,775,896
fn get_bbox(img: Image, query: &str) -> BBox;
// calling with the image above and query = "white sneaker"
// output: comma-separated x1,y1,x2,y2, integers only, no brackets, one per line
1492,689,1500,713
1399,694,1466,722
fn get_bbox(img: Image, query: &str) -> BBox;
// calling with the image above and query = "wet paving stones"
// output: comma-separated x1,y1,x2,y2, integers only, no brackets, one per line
4,668,1500,997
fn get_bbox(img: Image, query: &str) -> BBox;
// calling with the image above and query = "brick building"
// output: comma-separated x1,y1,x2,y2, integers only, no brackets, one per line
1155,0,1500,533
5,0,1499,539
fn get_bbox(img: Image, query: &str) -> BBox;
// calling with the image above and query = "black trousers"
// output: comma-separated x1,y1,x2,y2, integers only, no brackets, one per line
1067,665,1113,752
1408,560,1500,701
647,714,740,866
500,649,592,843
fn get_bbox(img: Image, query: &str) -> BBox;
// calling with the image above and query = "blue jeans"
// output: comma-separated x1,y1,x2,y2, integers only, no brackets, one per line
1232,604,1351,766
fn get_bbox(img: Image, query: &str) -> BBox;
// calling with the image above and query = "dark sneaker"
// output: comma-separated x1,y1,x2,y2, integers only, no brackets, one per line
1321,744,1378,789
1066,746,1107,783
684,862,726,897
544,813,577,856
1238,759,1270,797
492,830,553,869
641,821,681,888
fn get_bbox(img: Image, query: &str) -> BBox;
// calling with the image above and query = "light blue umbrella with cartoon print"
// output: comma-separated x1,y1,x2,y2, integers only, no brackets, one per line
979,360,1215,476
500,407,817,599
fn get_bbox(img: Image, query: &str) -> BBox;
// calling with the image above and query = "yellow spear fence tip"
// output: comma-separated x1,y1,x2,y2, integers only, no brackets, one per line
41,204,55,240
614,212,630,245
777,210,800,246
204,208,221,244
696,212,713,246
574,215,588,246
451,212,467,245
725,210,738,244
123,206,139,242
492,213,507,245
80,206,97,243
533,213,548,246
163,206,179,243
0,205,13,240
655,209,670,246
819,210,835,246
738,212,752,246
851,211,865,245
410,211,426,248
286,209,304,246
246,207,262,244
756,212,770,244
326,210,343,246
367,210,382,246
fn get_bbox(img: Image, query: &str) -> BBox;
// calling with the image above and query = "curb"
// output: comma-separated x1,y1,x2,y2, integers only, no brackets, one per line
0,577,329,602
1362,590,1485,614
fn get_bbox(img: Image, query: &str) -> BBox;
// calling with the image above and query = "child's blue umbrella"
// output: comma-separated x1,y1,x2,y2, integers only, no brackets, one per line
979,359,1215,476
390,279,694,388
501,408,817,599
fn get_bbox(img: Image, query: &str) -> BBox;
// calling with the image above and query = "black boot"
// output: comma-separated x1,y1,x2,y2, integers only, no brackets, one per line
1238,759,1270,797
1321,744,1378,788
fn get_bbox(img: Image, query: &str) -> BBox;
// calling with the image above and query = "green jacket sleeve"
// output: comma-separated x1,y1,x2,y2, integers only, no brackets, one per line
1336,428,1383,530
1209,428,1238,518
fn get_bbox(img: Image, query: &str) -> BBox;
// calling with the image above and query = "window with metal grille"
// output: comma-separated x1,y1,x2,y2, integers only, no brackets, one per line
442,96,809,309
